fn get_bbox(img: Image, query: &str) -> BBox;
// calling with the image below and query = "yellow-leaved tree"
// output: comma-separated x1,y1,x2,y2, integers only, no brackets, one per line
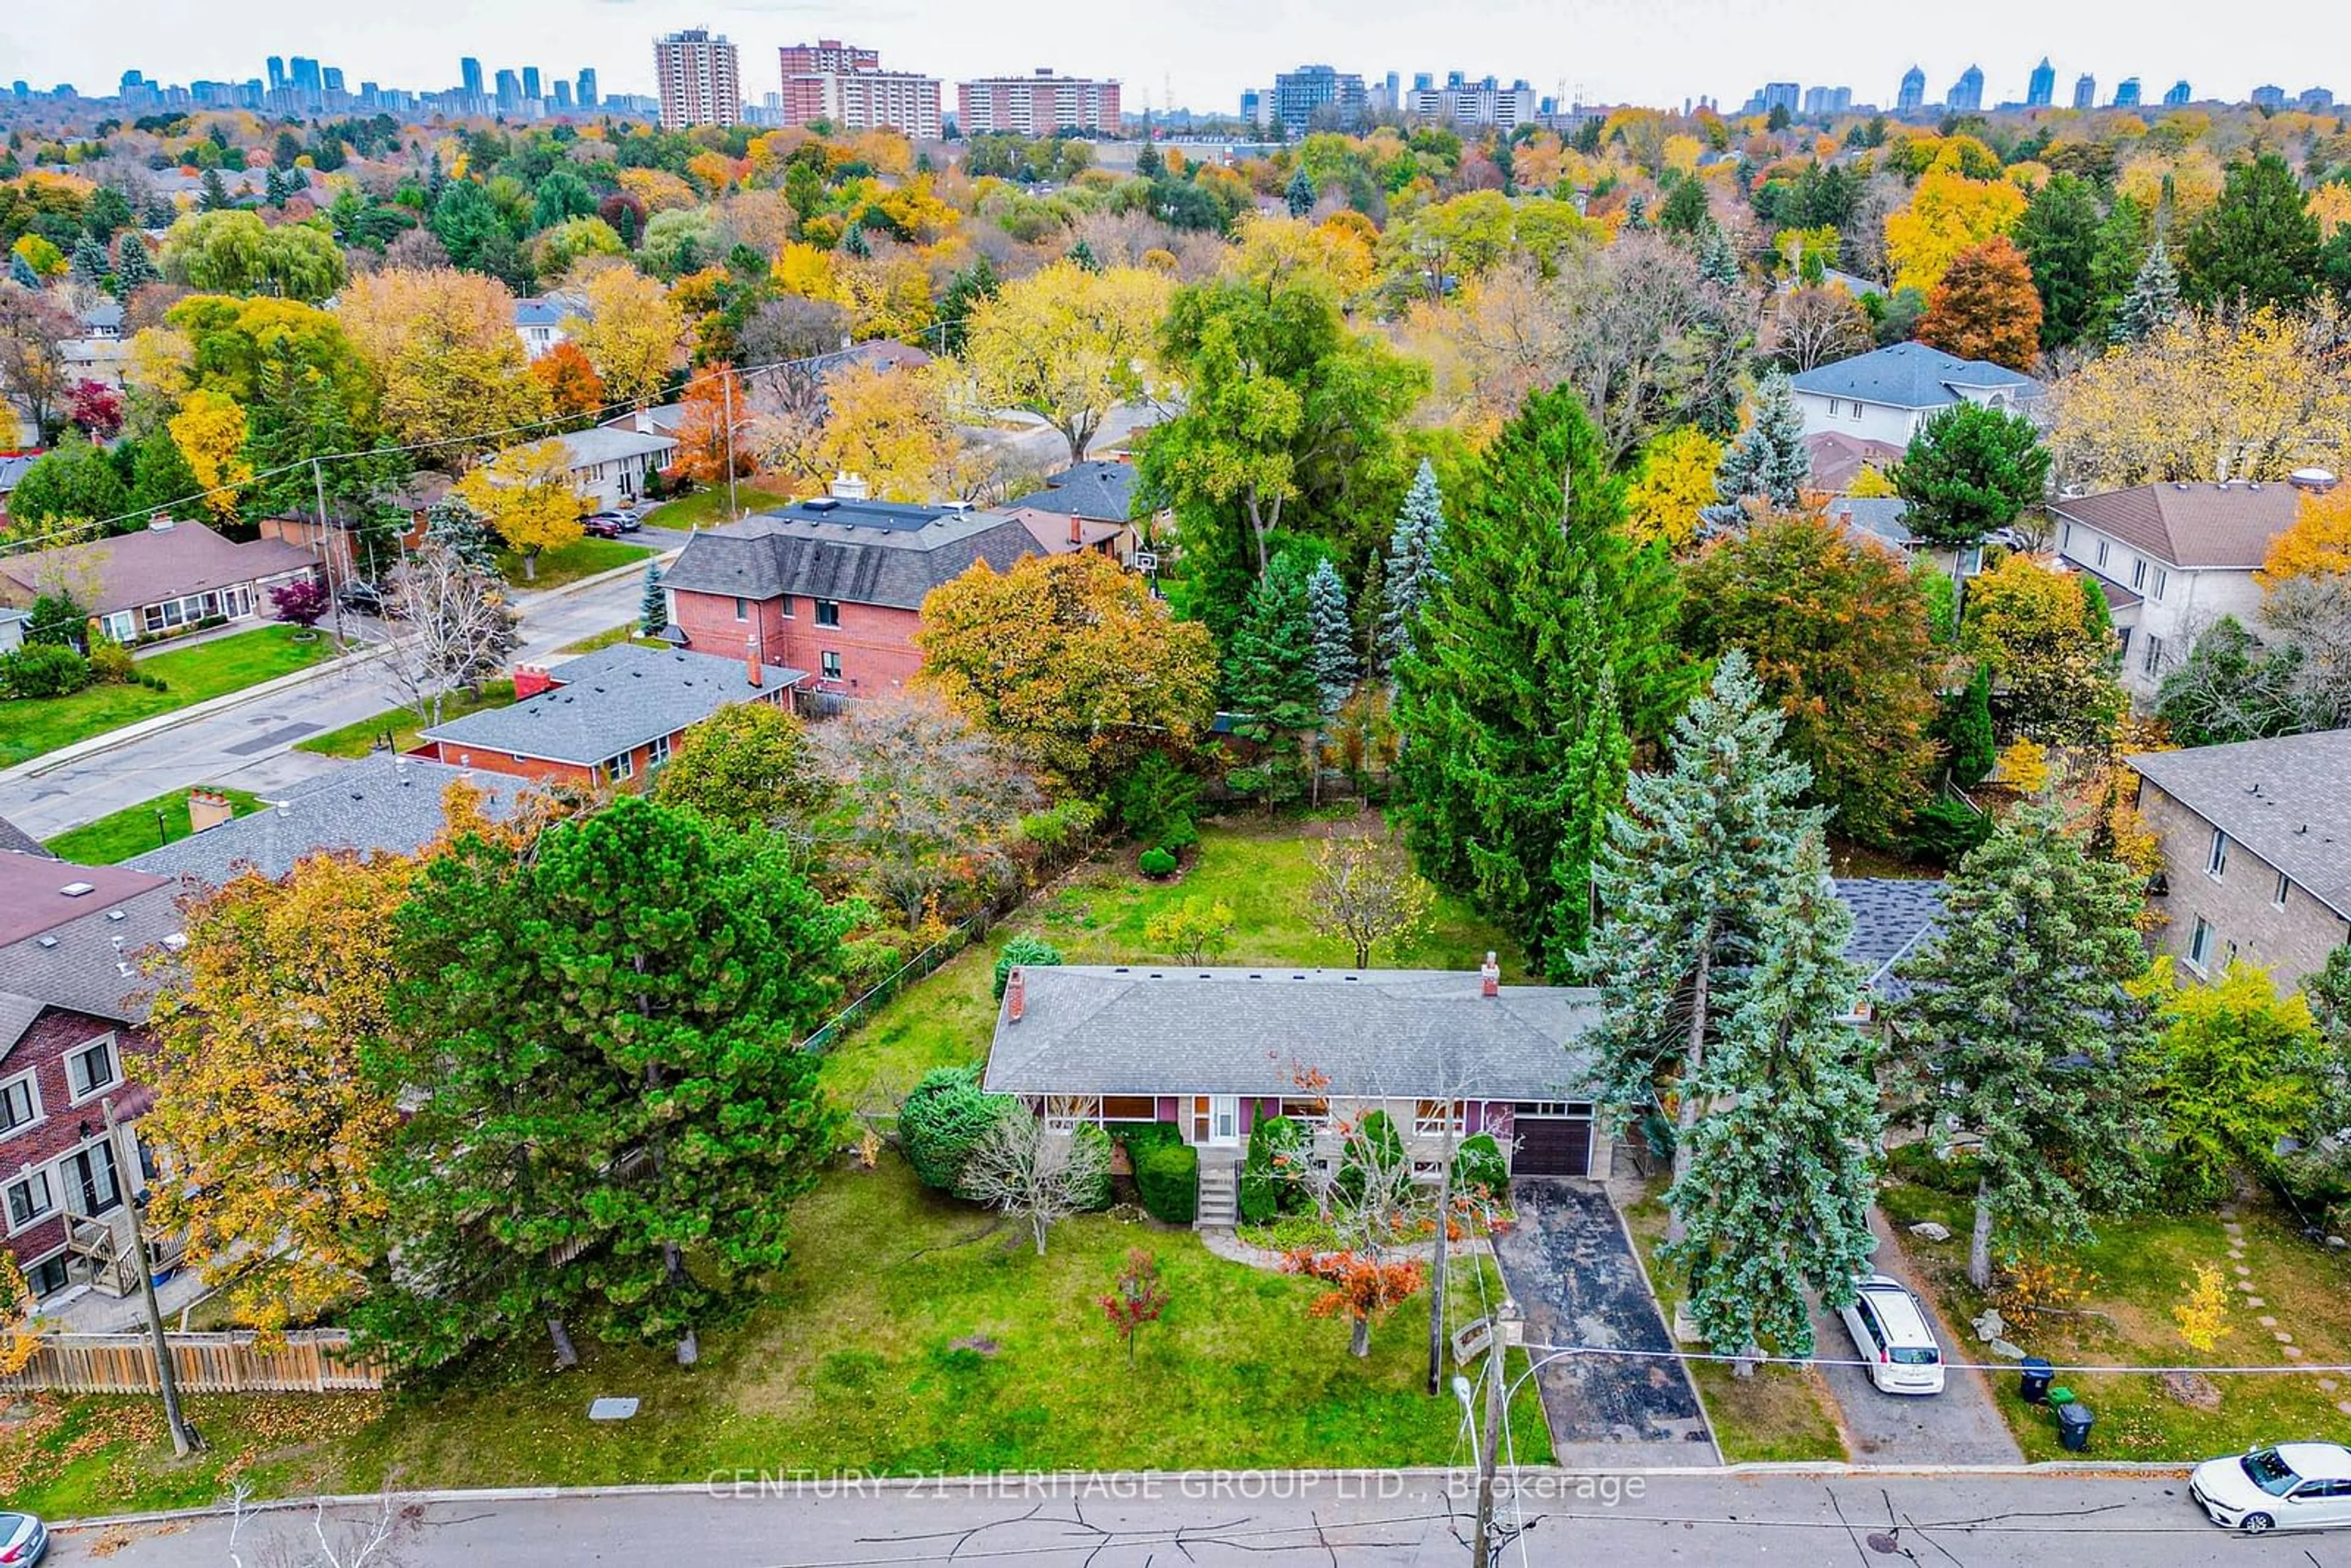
0,1255,43,1376
142,852,413,1332
454,437,585,579
961,259,1170,467
816,361,967,502
1883,171,2028,295
167,388,252,521
1622,426,1724,553
2257,482,2351,585
566,266,687,410
337,267,550,460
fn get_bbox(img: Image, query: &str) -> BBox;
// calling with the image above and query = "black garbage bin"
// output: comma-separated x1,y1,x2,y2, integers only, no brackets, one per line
2055,1401,2093,1453
2019,1358,2054,1403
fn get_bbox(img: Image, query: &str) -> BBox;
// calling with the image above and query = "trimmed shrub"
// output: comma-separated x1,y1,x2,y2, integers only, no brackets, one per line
1071,1122,1116,1211
1135,1141,1198,1225
1239,1113,1306,1223
86,639,135,685
1138,846,1177,879
899,1065,1014,1193
1450,1131,1508,1201
1337,1109,1404,1206
1112,749,1202,848
1904,797,1993,868
993,934,1063,1000
0,642,92,699
1159,816,1200,853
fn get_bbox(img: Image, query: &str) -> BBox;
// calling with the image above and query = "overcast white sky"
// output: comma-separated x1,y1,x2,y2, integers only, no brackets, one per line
5,0,2343,114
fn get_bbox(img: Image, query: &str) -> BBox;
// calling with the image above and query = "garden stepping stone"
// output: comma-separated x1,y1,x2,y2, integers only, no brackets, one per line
2247,1297,2266,1307
2287,1346,2306,1359
2235,1263,2253,1277
2261,1316,2279,1327
2338,1400,2351,1416
2323,1379,2341,1392
2277,1331,2295,1343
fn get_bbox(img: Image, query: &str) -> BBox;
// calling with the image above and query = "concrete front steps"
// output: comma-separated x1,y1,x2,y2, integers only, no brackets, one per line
1196,1163,1237,1228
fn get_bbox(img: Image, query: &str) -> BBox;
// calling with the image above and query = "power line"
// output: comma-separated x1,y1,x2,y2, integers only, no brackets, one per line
1519,1338,2351,1378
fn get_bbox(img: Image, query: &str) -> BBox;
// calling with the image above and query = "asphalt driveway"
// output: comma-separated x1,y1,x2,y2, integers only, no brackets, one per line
1492,1178,1717,1466
1805,1209,2023,1463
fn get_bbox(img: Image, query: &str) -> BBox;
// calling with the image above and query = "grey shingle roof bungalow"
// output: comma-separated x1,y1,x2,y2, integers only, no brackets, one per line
420,642,801,772
661,509,1044,613
1834,877,1947,1005
1790,342,2043,413
1009,460,1140,523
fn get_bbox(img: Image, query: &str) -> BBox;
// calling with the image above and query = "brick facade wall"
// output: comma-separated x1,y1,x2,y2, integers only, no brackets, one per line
670,587,924,698
414,742,599,790
2139,778,2351,990
1,1006,154,1287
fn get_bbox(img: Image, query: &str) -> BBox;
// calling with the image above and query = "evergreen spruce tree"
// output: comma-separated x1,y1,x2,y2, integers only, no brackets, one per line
67,235,109,294
1704,369,1809,531
1662,836,1882,1364
1582,650,1824,1232
263,167,288,208
1696,222,1740,288
1622,193,1649,231
1226,549,1322,792
424,497,499,574
1889,805,2160,1288
639,562,667,637
1394,386,1694,977
7,251,37,290
111,232,158,296
1067,238,1101,272
2181,151,2322,312
1379,459,1446,668
1940,664,1997,787
2014,171,2104,349
1286,168,1316,217
200,167,232,212
1305,557,1356,713
2110,238,2181,345
840,222,872,259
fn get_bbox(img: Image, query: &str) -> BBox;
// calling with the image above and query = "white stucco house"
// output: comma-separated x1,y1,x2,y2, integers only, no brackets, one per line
513,297,573,362
1789,342,2044,445
2053,473,2338,700
553,427,678,508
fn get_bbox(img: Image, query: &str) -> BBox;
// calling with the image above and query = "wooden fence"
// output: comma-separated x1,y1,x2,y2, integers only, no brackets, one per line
0,1329,384,1395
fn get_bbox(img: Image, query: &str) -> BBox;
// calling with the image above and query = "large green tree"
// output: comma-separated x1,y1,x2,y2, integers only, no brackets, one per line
1893,402,2050,550
2014,172,2104,350
1889,805,2159,1287
2181,153,2322,312
4,433,128,532
1703,368,1809,529
1583,651,1821,1231
362,797,852,1370
1662,838,1881,1361
1394,386,1689,975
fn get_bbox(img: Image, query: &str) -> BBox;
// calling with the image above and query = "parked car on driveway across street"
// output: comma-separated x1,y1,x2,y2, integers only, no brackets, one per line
2192,1442,2351,1534
582,513,624,539
1838,1274,1946,1395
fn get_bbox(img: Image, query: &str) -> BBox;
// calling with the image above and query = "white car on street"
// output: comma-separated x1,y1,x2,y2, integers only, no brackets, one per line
1837,1274,1946,1395
2191,1442,2351,1534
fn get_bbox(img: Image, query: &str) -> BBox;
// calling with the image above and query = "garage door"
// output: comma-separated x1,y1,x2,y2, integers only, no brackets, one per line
1511,1104,1592,1177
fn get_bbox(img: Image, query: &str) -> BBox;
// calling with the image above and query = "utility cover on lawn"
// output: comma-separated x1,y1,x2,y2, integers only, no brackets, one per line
588,1397,640,1420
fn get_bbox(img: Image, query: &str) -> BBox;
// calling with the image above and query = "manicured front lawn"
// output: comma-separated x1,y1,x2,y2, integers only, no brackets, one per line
293,681,517,760
0,626,340,768
1622,1188,1848,1463
43,786,264,863
1883,1179,2351,1461
641,482,798,531
555,624,662,656
498,538,651,591
818,812,1523,1111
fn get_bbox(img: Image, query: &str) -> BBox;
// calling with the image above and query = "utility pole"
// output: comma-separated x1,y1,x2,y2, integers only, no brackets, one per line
1470,1297,1521,1567
105,1098,200,1456
722,368,739,522
312,457,346,648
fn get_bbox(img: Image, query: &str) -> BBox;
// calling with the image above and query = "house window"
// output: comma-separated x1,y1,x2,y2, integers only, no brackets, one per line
5,1169,54,1230
1414,1100,1464,1137
821,651,842,681
0,1071,37,1135
2188,915,2216,971
67,1036,119,1101
1043,1094,1102,1131
2151,568,2169,602
779,595,795,618
24,1251,69,1299
2142,634,2165,676
814,599,841,628
2276,871,2291,909
1281,1097,1331,1131
1100,1095,1157,1122
2061,523,2072,550
2131,560,2147,590
602,751,636,784
733,596,748,622
2207,828,2229,879
2095,539,2109,568
648,733,672,770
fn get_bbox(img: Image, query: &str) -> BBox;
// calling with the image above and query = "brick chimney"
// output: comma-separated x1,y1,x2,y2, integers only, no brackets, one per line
1068,514,1083,546
1006,967,1026,1021
187,788,234,834
1479,951,1500,998
745,631,762,688
513,662,555,700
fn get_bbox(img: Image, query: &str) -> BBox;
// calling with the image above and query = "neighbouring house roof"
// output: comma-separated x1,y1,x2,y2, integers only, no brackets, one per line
2129,730,2351,920
0,991,45,1057
420,642,801,767
553,427,677,471
79,301,125,333
661,509,1047,613
0,853,183,1023
1834,877,1947,1003
0,519,317,617
126,756,527,887
0,814,48,859
1008,460,1140,523
1824,495,1916,553
1804,430,1905,494
2073,562,2142,612
601,402,686,438
805,339,934,378
1003,507,1124,554
1789,342,2042,411
513,297,569,329
1821,266,1887,299
0,452,39,495
763,495,968,533
0,853,172,947
983,964,1599,1100
2052,481,2308,571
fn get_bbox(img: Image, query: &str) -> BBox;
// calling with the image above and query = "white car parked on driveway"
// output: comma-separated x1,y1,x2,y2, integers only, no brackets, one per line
1837,1274,1946,1394
2192,1442,2351,1534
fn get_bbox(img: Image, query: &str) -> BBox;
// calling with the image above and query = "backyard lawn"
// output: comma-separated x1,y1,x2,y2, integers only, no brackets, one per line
294,681,517,760
641,482,798,531
498,538,651,590
1622,1189,1849,1463
0,627,342,769
555,623,663,656
43,785,264,863
1882,1179,2351,1461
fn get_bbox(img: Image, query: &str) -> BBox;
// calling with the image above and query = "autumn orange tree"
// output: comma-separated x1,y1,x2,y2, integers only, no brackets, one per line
0,1255,44,1376
1918,237,2042,370
528,340,607,424
141,852,413,1331
671,362,751,488
914,549,1217,793
1283,1248,1427,1359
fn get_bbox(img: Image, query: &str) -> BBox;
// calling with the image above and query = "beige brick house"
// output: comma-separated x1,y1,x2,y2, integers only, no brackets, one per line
2129,732,2351,990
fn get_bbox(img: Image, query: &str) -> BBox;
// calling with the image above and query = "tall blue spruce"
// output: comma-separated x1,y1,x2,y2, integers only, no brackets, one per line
1378,459,1446,670
1306,558,1356,713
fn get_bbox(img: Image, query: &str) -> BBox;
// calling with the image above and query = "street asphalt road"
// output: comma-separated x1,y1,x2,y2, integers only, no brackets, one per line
54,1469,2329,1566
0,566,657,840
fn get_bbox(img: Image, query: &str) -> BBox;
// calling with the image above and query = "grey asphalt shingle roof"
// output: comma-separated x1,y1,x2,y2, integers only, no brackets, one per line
555,427,677,469
660,511,1046,613
2129,730,2351,920
1825,496,1915,552
421,642,801,767
1009,460,1140,522
1790,342,2042,411
1834,877,1947,1002
0,814,48,858
126,756,526,886
0,877,183,1024
0,519,317,617
2052,481,2304,570
0,454,35,495
982,966,1600,1100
